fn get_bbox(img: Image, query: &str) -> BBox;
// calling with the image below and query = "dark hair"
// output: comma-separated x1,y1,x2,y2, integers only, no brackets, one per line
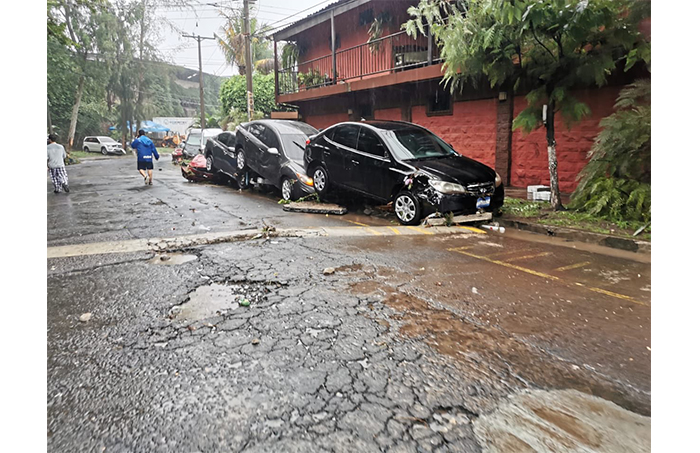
48,134,58,142
138,129,146,136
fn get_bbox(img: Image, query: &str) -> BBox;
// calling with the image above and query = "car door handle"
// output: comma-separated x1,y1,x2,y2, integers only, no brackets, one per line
323,150,331,156
351,160,360,166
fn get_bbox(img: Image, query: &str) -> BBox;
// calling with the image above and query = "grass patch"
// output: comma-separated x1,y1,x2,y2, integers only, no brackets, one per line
67,150,92,159
501,196,651,241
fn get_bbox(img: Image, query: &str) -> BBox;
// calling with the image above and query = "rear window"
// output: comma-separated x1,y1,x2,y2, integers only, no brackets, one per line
332,125,360,149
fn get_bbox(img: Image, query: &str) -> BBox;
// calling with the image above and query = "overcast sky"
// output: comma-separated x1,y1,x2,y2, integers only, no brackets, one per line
155,0,336,77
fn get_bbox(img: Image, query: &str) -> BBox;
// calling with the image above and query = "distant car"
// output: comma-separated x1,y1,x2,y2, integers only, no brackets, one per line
304,121,504,225
183,128,223,158
204,120,318,201
82,136,126,155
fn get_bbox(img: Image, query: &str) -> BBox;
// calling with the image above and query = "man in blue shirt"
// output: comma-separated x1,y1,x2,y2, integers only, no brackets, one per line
131,129,160,185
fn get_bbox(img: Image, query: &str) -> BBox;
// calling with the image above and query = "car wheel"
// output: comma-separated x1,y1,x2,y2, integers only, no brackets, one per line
312,166,329,199
281,177,298,201
205,154,215,172
83,147,90,153
101,147,108,155
236,148,247,171
394,191,422,226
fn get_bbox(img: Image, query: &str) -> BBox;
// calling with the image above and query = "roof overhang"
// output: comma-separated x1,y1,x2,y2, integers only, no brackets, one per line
273,0,373,41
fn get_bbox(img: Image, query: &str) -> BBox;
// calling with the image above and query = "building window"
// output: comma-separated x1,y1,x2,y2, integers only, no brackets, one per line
426,86,453,116
359,9,374,26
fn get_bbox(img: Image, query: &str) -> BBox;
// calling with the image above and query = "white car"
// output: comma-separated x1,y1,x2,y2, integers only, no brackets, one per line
82,136,126,155
183,128,223,158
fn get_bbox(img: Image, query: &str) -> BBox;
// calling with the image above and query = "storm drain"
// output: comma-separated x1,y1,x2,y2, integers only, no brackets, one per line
169,282,268,324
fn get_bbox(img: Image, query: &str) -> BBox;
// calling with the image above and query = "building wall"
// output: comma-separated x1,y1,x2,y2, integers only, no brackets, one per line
304,112,350,131
510,86,619,193
374,108,402,121
412,99,498,168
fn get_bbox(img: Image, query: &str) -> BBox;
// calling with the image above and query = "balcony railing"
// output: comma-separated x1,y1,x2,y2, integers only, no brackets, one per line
278,31,438,96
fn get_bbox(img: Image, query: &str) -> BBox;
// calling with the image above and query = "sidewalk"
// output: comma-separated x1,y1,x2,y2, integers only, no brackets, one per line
500,188,650,254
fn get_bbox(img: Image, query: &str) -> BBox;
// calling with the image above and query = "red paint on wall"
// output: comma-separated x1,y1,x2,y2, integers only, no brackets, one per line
374,108,402,121
510,86,619,193
412,99,498,168
304,112,349,131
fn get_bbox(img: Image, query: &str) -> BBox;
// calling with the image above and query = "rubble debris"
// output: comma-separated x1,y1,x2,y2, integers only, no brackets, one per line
481,224,505,233
283,201,347,215
323,267,336,275
79,313,92,323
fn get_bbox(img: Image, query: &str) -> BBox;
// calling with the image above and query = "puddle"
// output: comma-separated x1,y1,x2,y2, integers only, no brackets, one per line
170,282,267,323
148,253,198,265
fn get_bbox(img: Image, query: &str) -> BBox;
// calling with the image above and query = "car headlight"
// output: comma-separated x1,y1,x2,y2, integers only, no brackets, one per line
296,172,314,186
495,172,502,187
428,179,466,194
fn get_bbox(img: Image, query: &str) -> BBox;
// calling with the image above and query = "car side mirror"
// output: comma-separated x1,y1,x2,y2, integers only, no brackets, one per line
268,147,279,155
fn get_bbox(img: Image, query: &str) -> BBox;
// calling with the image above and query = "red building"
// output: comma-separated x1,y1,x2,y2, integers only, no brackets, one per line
272,0,648,193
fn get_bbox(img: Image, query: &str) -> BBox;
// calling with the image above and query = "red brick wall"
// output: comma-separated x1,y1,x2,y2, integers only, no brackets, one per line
412,99,498,168
374,108,402,121
510,86,619,193
304,112,349,131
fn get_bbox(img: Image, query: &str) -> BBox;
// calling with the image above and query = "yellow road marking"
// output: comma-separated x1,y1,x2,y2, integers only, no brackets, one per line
486,249,534,259
406,226,434,235
457,225,486,234
346,220,369,227
451,249,647,306
364,227,382,236
588,287,648,306
387,227,401,235
554,261,591,272
502,252,552,263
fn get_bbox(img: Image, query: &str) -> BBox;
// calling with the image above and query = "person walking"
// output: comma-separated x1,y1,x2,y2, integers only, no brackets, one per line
131,129,160,185
47,134,70,194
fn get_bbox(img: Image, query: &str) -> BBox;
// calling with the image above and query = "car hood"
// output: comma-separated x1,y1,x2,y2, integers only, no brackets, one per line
408,156,495,184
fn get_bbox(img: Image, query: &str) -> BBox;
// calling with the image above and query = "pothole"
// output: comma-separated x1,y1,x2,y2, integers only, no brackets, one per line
148,253,198,265
169,282,268,323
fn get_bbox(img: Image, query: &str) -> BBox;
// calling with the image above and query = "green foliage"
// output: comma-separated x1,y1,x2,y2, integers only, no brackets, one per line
217,15,273,75
220,73,276,118
570,80,651,223
281,43,299,69
501,198,544,218
298,69,330,89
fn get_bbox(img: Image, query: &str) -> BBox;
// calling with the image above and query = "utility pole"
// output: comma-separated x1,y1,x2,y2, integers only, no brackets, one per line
244,0,254,121
182,33,215,151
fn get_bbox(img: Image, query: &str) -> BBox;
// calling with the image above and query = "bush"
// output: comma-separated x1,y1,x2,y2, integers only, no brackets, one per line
570,80,651,223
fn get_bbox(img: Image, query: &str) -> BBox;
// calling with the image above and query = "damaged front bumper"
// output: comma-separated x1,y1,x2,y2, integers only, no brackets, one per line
416,183,504,216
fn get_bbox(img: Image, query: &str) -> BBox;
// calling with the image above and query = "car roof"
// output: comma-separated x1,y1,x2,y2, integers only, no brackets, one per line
245,119,319,134
327,120,426,133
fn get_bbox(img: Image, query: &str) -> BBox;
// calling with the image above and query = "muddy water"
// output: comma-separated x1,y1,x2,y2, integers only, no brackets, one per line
148,253,198,265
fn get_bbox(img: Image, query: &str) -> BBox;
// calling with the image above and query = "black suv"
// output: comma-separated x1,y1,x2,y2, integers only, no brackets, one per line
304,121,504,225
204,120,318,201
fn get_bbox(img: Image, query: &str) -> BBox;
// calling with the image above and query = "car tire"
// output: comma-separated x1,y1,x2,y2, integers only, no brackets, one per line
101,147,108,155
206,154,216,172
394,191,422,226
281,177,299,201
83,147,90,153
311,166,330,199
236,148,247,171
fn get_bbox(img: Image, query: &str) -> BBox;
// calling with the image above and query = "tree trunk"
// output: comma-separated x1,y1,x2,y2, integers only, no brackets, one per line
67,74,85,150
545,99,564,210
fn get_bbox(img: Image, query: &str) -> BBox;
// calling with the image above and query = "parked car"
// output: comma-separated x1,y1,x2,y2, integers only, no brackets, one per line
82,136,126,155
304,121,504,225
183,128,223,158
204,120,318,201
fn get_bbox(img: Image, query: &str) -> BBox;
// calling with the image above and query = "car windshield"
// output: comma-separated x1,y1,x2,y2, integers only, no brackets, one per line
385,128,458,160
186,133,201,145
279,134,308,162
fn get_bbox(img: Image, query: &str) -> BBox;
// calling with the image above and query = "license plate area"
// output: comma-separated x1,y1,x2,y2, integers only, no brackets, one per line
476,196,491,209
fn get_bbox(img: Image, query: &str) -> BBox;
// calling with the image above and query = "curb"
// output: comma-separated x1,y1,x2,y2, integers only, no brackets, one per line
498,218,651,254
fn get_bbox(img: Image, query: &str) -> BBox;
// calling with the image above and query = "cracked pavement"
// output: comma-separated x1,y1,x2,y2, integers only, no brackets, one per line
47,158,651,452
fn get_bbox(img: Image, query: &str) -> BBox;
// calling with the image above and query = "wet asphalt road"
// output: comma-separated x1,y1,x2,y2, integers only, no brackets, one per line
47,156,651,452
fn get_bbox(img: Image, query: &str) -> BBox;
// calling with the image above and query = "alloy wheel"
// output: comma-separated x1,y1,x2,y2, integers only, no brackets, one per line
237,151,246,170
395,195,417,223
282,178,293,201
313,168,326,192
206,155,213,172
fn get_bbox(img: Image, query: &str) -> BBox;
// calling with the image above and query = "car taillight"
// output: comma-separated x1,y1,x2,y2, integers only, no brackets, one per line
305,139,310,145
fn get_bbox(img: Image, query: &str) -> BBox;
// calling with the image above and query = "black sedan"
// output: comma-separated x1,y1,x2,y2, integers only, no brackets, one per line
304,121,504,225
204,120,318,201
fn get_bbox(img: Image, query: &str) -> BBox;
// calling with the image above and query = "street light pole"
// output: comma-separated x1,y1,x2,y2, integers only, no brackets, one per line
182,33,216,151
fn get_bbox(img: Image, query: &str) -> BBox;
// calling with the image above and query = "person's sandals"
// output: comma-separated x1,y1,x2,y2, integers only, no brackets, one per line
62,183,70,193
148,179,153,185
144,176,149,185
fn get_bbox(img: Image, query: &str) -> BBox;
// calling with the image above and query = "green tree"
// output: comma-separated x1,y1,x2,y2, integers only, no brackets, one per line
216,12,273,75
219,73,276,117
405,0,650,210
569,80,650,222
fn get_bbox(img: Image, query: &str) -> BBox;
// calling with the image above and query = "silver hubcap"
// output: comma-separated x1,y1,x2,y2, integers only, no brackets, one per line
313,169,326,191
237,152,245,170
206,156,212,171
282,179,293,200
395,195,416,222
